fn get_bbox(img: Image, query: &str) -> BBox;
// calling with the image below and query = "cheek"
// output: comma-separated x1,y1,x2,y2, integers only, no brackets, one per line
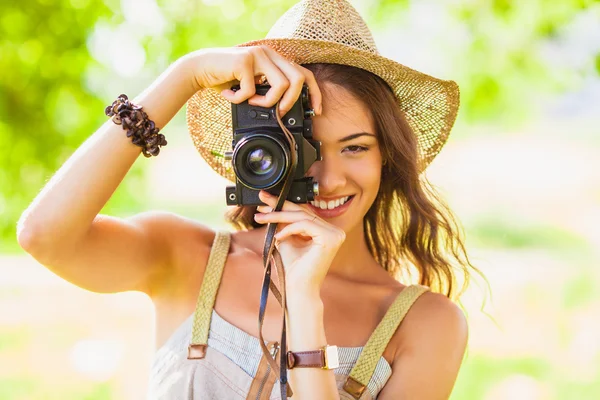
347,157,382,192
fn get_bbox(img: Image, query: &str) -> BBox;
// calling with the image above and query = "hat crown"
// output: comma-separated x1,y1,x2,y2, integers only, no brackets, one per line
187,0,460,180
266,0,379,54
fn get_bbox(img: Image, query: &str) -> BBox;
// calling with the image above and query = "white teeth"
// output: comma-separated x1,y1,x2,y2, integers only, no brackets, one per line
310,196,350,210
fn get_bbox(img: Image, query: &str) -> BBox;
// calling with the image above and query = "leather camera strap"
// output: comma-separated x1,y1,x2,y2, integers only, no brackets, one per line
256,103,299,399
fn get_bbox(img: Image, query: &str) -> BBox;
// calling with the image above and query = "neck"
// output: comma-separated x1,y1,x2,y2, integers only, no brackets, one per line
326,220,380,280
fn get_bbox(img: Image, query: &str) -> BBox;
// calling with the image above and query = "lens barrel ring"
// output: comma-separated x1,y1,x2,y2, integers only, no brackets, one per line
232,132,291,190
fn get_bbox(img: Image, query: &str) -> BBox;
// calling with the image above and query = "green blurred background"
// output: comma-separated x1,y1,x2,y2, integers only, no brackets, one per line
2,0,600,398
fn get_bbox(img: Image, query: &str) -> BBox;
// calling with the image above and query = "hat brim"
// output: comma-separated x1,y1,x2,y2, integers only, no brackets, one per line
186,38,459,182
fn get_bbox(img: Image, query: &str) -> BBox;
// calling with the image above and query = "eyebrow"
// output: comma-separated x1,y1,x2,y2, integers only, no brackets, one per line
337,132,377,143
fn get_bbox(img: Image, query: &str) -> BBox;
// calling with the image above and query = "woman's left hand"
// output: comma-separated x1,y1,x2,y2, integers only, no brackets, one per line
253,190,346,297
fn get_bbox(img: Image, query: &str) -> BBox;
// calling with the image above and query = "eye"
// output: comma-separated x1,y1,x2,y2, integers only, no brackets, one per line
343,145,369,154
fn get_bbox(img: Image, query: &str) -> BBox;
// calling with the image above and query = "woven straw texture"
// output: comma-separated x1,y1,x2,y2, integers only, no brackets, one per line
186,0,460,180
348,284,429,387
190,231,231,345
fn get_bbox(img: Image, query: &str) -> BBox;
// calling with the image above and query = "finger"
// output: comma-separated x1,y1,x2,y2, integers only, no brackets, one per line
246,47,289,108
260,47,306,115
254,210,318,225
301,68,323,116
261,46,322,115
275,222,346,246
221,55,257,104
258,190,306,212
234,70,259,104
277,64,304,116
256,205,272,213
273,220,326,242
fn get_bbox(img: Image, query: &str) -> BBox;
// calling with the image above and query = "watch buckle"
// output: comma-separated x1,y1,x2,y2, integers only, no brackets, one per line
324,345,339,369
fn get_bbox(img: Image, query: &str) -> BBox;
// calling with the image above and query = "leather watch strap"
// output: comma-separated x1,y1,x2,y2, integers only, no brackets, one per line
287,345,339,370
287,349,325,369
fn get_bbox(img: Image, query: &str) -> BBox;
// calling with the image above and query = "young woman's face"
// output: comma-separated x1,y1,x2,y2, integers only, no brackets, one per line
302,82,383,234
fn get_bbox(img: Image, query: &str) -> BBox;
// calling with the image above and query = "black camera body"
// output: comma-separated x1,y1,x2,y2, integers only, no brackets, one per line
225,84,321,206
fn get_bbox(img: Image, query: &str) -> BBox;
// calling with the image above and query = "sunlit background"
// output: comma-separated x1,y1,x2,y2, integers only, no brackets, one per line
2,0,600,399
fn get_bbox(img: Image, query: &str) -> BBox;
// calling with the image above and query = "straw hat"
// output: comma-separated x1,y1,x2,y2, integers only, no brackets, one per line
186,0,460,181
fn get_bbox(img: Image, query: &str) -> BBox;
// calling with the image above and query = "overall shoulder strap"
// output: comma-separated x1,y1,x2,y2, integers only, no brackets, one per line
188,230,231,359
343,284,430,399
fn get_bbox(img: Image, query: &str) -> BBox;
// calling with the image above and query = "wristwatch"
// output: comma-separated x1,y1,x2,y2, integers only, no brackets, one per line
286,345,340,370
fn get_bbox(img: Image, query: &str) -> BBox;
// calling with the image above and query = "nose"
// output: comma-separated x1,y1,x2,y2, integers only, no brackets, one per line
305,156,346,195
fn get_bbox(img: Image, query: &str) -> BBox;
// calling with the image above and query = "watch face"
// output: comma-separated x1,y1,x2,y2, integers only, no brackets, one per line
325,345,340,369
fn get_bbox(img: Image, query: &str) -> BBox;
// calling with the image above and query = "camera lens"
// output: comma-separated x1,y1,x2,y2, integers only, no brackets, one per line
232,133,290,190
247,148,273,176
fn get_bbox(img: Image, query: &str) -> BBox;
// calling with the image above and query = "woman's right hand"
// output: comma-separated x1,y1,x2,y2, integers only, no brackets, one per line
180,46,323,116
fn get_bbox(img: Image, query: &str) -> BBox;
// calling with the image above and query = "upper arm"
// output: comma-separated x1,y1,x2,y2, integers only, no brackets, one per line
378,292,468,400
27,210,202,295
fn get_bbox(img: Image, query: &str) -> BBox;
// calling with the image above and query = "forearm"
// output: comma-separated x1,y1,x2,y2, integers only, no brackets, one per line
17,57,197,258
286,291,340,400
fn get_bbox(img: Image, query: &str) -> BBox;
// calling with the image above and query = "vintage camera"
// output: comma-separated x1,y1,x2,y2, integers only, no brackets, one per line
225,84,321,206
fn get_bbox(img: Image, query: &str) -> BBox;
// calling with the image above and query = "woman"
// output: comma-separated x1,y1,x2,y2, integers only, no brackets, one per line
17,0,478,398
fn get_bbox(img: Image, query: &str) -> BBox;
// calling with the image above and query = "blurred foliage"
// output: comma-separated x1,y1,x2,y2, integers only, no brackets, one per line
0,377,114,400
466,214,590,252
1,0,115,252
367,0,600,123
3,0,599,252
0,327,31,353
447,0,600,123
452,353,600,399
562,269,597,309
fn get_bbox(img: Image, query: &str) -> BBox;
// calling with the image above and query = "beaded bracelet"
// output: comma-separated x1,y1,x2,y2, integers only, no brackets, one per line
105,94,167,158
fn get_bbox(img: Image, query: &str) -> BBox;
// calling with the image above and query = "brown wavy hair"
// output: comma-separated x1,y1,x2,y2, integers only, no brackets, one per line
225,63,483,300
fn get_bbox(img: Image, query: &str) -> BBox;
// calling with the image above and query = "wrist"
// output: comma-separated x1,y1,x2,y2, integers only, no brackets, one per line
131,56,200,130
178,49,209,93
286,286,322,309
286,299,326,351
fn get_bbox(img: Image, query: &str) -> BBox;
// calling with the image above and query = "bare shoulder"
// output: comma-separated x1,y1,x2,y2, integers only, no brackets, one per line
133,210,217,297
378,290,468,399
400,290,468,343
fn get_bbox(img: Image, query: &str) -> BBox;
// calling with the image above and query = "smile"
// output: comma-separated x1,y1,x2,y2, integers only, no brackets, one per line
308,195,355,218
309,195,353,210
